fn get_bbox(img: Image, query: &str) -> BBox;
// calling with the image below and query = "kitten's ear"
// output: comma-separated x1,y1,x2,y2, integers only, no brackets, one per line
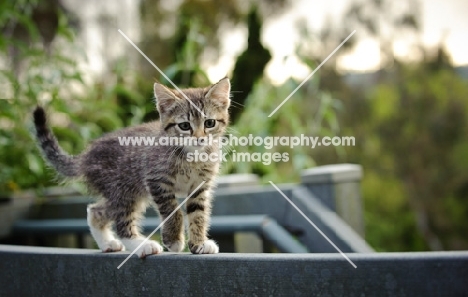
205,77,230,108
154,83,178,113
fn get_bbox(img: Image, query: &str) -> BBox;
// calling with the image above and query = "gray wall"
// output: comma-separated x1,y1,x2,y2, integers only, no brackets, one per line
1,245,467,297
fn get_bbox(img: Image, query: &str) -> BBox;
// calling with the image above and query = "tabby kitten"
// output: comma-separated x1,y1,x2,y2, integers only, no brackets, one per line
33,78,230,258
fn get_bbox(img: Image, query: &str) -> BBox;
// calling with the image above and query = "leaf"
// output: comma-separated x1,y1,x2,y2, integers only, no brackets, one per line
162,64,181,83
27,153,43,175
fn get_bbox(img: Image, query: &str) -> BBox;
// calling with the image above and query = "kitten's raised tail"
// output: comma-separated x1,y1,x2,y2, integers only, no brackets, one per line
33,106,80,178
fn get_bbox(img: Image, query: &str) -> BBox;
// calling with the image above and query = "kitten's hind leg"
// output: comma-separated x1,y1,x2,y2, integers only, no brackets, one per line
114,198,163,258
87,202,124,252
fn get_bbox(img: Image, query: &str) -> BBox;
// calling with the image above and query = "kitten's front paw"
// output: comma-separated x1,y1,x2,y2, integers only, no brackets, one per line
122,239,163,258
137,240,163,258
189,239,219,254
101,240,125,253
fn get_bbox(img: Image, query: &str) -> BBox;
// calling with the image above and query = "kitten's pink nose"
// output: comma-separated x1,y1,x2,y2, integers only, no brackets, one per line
193,131,205,138
193,131,205,139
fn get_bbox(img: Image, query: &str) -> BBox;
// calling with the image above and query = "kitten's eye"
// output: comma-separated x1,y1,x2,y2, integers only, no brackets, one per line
204,119,216,128
178,122,191,131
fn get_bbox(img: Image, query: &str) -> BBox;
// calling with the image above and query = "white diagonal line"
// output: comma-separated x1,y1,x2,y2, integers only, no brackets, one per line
268,30,356,117
269,181,357,269
117,181,206,269
118,29,206,118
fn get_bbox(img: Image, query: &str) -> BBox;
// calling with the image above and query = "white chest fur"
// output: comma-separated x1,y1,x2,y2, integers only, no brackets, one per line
174,167,204,197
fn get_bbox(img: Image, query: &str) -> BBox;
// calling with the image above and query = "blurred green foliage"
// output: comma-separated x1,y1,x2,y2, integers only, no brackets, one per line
304,0,468,251
0,1,146,194
222,76,341,182
315,57,468,251
0,0,79,193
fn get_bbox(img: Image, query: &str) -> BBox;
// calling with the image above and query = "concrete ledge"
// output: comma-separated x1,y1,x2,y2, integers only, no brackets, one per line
301,165,365,235
301,164,363,184
289,187,373,253
216,174,259,188
1,245,467,297
0,192,35,238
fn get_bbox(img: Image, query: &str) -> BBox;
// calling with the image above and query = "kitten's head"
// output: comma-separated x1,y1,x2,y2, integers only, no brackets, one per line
154,78,230,152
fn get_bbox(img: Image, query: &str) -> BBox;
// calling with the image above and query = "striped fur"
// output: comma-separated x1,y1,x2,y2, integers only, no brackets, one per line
33,78,230,257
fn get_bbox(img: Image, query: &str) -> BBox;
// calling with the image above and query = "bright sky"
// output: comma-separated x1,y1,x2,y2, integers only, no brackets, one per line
207,0,468,84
